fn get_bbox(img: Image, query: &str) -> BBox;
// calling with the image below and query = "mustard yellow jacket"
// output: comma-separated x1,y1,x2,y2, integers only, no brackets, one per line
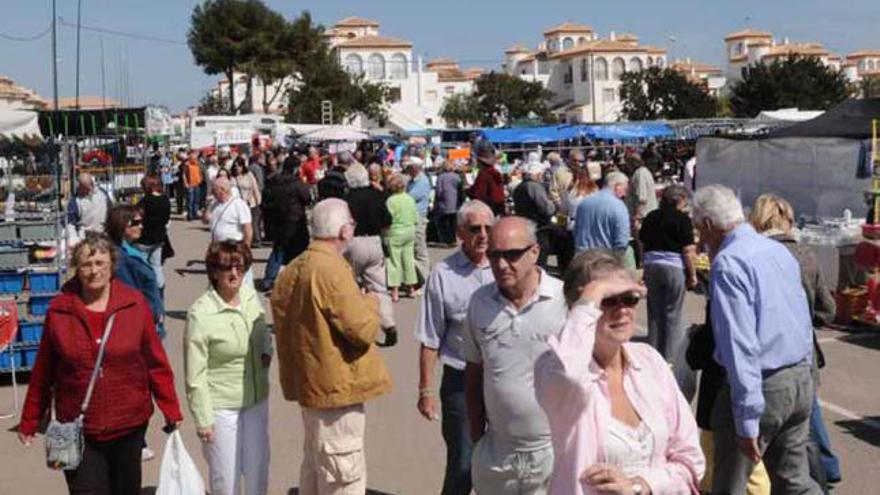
271,241,392,408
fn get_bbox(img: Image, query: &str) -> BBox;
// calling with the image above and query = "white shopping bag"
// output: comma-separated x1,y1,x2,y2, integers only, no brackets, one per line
156,430,206,495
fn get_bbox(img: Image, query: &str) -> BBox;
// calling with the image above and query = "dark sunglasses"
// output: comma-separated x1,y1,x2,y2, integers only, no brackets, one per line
128,218,143,227
487,244,535,263
214,263,245,273
600,291,641,310
466,224,492,235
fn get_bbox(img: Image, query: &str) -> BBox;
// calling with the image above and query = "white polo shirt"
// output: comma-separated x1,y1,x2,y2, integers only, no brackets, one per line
462,270,567,452
210,197,252,242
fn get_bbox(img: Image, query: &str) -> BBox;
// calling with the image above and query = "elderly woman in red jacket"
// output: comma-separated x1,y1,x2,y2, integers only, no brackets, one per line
17,232,182,495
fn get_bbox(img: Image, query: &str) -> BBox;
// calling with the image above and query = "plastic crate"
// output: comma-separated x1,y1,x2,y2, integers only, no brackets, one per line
29,295,53,316
0,248,28,269
18,320,43,343
0,271,24,293
0,349,20,370
17,222,56,241
21,347,39,367
29,270,60,292
0,223,16,243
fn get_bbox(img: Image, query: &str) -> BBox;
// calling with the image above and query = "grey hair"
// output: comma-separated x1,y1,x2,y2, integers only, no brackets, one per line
77,172,94,188
604,171,629,188
368,163,382,176
562,249,630,307
456,200,495,227
310,198,353,239
345,163,370,188
692,184,745,230
337,151,353,165
70,231,118,273
661,184,689,207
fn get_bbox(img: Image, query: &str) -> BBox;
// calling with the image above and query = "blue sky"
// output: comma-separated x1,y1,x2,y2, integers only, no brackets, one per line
2,0,878,112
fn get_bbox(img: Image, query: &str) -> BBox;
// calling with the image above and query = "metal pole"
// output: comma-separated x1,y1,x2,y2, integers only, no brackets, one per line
75,0,82,109
51,0,58,112
100,36,106,109
590,53,596,122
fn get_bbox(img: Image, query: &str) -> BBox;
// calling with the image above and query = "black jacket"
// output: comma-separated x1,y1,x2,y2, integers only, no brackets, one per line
262,173,311,246
317,166,348,200
347,187,391,237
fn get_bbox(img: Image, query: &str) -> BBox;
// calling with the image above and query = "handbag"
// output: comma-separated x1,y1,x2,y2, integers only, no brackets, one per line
45,314,116,471
161,234,175,262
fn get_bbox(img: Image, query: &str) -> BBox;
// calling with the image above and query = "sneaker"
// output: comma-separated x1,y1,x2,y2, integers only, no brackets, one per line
141,447,155,462
378,327,398,348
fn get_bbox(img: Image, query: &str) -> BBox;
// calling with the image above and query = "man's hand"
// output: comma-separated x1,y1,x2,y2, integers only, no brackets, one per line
686,274,699,290
197,426,214,443
261,353,272,368
581,464,646,494
417,394,438,421
736,435,762,463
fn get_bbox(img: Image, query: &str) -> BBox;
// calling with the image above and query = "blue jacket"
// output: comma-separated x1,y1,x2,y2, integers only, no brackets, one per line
116,241,165,338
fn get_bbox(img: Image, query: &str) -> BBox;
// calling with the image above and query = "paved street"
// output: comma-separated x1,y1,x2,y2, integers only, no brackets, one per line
2,216,880,494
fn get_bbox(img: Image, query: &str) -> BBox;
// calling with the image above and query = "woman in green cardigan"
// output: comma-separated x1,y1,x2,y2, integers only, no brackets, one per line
384,174,419,301
184,240,273,495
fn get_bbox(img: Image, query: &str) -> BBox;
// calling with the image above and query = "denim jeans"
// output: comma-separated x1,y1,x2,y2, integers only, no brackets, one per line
440,366,472,495
186,187,201,220
262,245,286,290
810,394,841,483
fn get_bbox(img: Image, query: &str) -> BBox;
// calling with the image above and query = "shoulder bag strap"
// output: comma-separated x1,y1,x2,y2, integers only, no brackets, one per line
210,200,235,239
79,313,117,416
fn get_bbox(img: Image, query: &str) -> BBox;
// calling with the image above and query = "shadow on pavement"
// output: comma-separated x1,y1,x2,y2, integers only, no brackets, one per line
165,310,188,322
835,416,880,448
141,487,156,495
836,332,880,352
288,489,397,495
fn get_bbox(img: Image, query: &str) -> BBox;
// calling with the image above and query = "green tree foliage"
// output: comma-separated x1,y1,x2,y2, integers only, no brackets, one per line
730,55,852,117
440,93,482,128
618,67,717,121
197,91,228,115
187,0,279,114
470,72,554,127
859,78,880,99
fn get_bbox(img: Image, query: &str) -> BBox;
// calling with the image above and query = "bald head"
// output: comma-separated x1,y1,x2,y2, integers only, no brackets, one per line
213,176,232,202
488,216,541,298
77,173,95,196
489,216,537,248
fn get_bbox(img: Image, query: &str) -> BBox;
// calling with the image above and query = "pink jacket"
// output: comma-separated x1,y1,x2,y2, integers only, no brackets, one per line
535,302,705,495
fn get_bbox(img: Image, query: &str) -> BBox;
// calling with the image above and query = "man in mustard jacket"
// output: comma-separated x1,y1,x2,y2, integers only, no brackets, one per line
271,197,392,495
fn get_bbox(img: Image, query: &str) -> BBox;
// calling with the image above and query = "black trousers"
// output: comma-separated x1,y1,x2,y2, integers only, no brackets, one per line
64,424,147,495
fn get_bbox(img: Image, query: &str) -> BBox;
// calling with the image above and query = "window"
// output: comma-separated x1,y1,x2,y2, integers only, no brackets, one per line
580,58,589,82
195,120,206,127
389,53,408,79
562,37,574,50
344,54,364,75
445,86,455,95
564,64,573,84
603,88,616,102
595,57,608,81
629,57,643,72
611,57,626,79
859,60,867,70
647,56,654,66
538,61,551,75
367,53,385,79
549,39,559,52
578,37,588,46
656,57,665,68
869,60,877,70
387,87,402,103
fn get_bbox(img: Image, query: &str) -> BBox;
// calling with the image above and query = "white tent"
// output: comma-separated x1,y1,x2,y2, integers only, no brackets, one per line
299,126,368,143
755,108,824,123
0,108,42,139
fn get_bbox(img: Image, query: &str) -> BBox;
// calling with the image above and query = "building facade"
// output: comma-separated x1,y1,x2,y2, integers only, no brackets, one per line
504,22,668,123
0,76,48,111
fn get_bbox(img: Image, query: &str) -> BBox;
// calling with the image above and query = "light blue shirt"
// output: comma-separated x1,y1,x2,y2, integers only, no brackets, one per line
415,250,494,370
573,188,631,252
709,223,813,438
407,172,432,217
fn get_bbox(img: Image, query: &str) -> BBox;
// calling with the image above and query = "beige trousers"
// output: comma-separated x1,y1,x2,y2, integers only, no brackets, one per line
299,404,367,495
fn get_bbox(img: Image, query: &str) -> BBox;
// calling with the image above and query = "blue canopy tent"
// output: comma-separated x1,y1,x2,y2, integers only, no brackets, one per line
578,122,674,140
479,125,582,144
478,123,674,144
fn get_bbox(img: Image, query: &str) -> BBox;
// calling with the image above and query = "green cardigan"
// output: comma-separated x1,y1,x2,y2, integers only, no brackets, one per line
184,284,273,428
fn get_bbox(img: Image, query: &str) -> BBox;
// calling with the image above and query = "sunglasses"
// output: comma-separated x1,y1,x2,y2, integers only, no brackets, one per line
215,263,245,273
600,291,641,310
487,244,535,263
128,218,143,227
466,224,492,235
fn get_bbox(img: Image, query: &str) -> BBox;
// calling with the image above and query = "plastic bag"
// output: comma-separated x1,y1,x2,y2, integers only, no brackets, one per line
156,431,206,495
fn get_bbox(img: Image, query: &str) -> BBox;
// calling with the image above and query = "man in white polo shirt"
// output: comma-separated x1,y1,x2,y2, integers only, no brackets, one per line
206,176,253,246
462,216,567,494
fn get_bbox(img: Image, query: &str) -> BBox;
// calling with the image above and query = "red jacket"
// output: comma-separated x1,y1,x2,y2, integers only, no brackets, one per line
469,165,505,215
19,280,182,441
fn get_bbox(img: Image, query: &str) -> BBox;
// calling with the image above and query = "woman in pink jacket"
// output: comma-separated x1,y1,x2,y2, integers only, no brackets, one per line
535,250,704,495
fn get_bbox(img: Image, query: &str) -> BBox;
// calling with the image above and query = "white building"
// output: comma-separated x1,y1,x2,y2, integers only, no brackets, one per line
842,51,880,87
504,22,668,123
670,59,726,96
0,75,48,111
327,16,480,130
724,29,841,83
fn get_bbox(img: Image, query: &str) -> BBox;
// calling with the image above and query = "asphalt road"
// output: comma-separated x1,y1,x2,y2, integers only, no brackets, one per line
1,216,879,494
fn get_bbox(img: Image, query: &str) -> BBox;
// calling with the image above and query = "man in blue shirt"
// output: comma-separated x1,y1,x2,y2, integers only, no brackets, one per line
406,157,432,286
693,185,820,494
573,171,631,259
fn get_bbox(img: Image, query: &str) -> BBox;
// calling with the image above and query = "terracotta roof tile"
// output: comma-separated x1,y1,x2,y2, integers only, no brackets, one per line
543,22,594,36
334,16,380,28
847,50,880,59
505,44,531,54
549,39,658,59
724,29,773,41
337,35,412,49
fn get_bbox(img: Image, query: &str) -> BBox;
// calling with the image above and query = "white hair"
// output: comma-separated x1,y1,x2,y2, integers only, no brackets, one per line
693,184,745,230
604,171,629,188
310,198,352,239
345,163,370,188
456,200,495,227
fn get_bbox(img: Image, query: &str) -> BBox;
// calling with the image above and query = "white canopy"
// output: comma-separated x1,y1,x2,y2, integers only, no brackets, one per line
299,125,368,143
755,108,825,123
0,108,42,139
